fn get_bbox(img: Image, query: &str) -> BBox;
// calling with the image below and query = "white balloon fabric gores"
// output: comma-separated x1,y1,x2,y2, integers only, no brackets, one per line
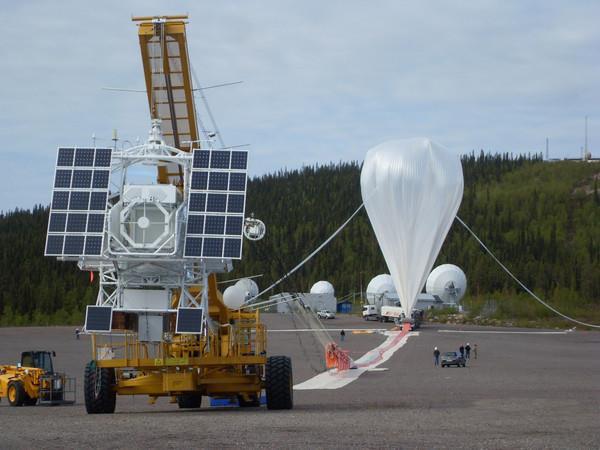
360,138,464,317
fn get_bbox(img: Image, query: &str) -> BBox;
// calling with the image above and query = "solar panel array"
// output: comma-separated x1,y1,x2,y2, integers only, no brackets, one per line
84,305,113,332
45,147,112,257
184,149,248,259
175,307,204,334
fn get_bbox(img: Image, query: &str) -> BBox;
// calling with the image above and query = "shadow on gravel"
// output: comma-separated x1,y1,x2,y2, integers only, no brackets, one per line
113,398,473,415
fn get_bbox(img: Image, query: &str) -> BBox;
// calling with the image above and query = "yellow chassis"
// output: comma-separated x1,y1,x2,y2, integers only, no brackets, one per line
91,306,267,399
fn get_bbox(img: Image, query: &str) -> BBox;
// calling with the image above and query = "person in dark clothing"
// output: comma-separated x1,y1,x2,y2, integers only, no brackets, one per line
465,343,471,360
459,345,465,358
433,347,440,366
340,329,346,342
75,328,80,340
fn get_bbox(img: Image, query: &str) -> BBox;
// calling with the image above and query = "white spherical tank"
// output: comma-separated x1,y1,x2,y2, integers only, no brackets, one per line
365,274,397,305
310,281,335,295
426,264,467,304
235,278,259,301
223,285,246,310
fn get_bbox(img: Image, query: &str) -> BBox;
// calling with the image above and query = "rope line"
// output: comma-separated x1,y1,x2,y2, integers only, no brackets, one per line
456,216,600,329
243,203,365,305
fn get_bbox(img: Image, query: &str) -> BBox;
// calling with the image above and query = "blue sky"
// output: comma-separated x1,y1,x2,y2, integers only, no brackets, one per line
1,0,599,211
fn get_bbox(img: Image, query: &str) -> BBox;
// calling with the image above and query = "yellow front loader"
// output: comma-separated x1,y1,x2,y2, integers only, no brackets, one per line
0,351,75,406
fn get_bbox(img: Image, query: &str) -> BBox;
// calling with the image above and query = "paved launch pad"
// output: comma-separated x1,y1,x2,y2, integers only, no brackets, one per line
1,315,599,448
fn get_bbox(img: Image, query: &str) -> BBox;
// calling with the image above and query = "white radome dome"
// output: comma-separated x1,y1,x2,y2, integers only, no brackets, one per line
223,285,246,310
235,278,259,301
310,281,335,295
426,264,467,304
365,274,397,305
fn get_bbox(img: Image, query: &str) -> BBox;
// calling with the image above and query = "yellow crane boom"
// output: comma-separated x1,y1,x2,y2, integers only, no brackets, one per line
133,15,199,185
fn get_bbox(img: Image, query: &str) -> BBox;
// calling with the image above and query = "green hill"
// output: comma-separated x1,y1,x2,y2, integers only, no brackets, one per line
0,153,598,327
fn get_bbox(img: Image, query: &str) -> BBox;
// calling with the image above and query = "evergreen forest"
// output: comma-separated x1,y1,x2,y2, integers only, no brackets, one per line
0,153,599,327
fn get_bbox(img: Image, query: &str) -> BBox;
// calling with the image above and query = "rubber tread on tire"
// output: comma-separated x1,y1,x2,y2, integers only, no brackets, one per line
177,393,202,409
84,361,116,414
7,381,26,407
265,356,293,410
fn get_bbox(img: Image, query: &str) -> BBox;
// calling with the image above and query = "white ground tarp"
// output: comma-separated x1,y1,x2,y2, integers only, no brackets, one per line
360,138,463,317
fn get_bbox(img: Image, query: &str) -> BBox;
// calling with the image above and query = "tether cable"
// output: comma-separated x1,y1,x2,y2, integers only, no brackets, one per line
456,216,600,329
243,203,365,305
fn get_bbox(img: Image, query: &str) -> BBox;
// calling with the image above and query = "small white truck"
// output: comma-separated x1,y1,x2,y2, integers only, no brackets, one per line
362,304,423,328
362,304,401,322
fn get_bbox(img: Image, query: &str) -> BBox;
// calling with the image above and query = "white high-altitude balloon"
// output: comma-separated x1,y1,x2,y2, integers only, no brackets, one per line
360,138,463,317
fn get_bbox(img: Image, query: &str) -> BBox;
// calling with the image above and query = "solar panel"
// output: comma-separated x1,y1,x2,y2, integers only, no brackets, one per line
225,216,243,235
231,151,248,170
57,148,74,166
84,236,103,255
183,237,202,257
175,307,204,334
69,191,90,210
208,172,228,191
187,215,204,234
49,213,67,232
45,147,112,257
45,235,64,254
72,170,92,188
92,170,110,189
184,148,248,259
54,170,72,188
52,191,69,209
64,235,85,255
210,150,230,169
75,148,95,166
193,150,210,168
224,238,242,258
206,193,227,212
85,305,113,332
191,171,208,190
87,214,104,233
66,213,87,232
89,192,107,210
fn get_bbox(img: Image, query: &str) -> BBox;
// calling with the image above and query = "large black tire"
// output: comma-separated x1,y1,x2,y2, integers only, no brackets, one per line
265,356,293,410
177,393,202,409
84,361,116,414
7,381,26,406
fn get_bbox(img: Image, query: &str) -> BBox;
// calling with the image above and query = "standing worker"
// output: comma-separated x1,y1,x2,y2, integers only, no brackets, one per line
433,347,440,367
465,343,471,360
75,328,80,340
459,344,465,359
340,329,346,342
473,343,478,359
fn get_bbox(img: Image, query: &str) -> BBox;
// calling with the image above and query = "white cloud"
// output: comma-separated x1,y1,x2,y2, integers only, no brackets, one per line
1,0,599,211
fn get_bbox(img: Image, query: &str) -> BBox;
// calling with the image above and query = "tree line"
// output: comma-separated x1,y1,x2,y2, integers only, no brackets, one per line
0,152,598,326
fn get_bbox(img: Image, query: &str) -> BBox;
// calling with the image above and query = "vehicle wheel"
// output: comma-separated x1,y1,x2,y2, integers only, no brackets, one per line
265,355,293,410
177,393,202,409
84,361,116,414
7,381,26,406
238,394,261,407
24,395,38,406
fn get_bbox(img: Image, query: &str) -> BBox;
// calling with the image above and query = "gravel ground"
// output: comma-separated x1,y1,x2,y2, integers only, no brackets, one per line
0,315,598,449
